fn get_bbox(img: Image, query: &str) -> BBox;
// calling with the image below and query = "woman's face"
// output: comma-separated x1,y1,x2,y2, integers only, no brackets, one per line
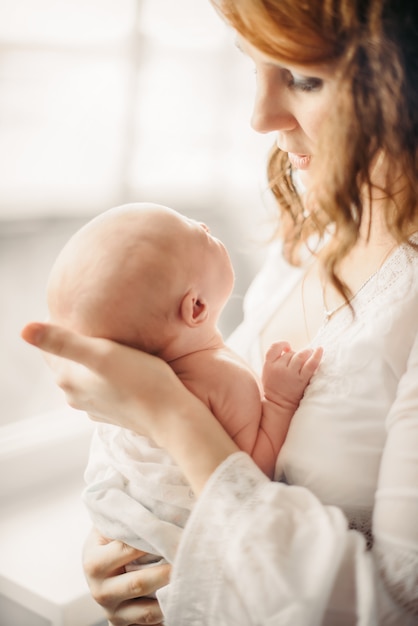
238,37,338,188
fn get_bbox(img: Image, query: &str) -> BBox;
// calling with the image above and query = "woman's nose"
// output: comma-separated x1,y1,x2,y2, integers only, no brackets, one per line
250,77,297,134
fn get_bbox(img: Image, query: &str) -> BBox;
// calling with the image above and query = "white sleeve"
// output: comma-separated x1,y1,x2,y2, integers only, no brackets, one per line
164,453,378,626
372,331,418,616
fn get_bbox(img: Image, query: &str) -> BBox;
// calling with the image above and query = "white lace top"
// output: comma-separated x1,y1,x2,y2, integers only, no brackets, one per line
164,240,418,625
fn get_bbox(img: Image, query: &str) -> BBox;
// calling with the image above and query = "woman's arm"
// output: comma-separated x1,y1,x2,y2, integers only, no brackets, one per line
21,322,240,625
371,331,418,615
164,452,376,626
24,322,418,624
166,333,418,624
21,322,239,495
21,324,360,625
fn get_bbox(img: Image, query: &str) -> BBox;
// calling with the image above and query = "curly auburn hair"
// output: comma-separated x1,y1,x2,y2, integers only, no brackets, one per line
211,0,418,299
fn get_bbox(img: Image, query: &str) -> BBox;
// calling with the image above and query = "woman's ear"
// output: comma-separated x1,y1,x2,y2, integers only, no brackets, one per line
180,290,209,327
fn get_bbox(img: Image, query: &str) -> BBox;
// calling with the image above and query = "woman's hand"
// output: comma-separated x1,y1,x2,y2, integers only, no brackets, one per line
83,528,171,626
21,322,185,442
21,321,239,494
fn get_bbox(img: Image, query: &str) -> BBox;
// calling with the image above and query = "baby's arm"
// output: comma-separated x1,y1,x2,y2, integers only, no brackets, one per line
182,343,321,480
255,341,323,472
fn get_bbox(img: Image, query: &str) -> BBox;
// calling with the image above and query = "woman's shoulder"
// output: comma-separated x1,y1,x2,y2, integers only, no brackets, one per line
374,239,418,302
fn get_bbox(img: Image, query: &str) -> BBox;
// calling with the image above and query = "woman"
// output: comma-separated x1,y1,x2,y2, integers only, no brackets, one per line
22,0,418,624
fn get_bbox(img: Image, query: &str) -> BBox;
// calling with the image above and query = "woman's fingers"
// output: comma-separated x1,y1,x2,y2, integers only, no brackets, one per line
83,529,148,576
83,529,170,626
21,321,168,392
113,600,164,626
106,598,164,626
94,568,170,625
21,320,188,440
21,322,109,371
91,565,170,609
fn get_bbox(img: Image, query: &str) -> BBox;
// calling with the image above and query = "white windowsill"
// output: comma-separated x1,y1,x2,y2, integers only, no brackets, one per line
0,407,105,625
0,479,105,626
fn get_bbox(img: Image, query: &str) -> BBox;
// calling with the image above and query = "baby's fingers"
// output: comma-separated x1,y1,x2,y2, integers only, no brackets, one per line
299,346,323,378
265,341,292,362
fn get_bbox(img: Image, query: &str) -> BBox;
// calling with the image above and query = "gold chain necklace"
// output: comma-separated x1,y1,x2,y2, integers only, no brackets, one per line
322,242,399,322
322,268,379,321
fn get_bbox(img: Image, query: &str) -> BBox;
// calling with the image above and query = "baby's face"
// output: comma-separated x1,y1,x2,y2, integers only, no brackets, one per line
170,212,235,314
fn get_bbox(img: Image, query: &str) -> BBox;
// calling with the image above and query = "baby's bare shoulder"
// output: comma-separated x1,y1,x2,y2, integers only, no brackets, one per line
201,346,258,381
175,348,262,436
176,346,259,397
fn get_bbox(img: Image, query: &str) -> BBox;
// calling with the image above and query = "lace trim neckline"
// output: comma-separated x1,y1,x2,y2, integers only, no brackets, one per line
316,238,418,342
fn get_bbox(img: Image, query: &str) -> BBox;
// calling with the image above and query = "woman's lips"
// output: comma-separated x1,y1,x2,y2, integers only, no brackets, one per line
287,152,311,170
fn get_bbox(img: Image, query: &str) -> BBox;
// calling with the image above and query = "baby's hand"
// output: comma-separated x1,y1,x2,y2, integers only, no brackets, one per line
262,341,323,409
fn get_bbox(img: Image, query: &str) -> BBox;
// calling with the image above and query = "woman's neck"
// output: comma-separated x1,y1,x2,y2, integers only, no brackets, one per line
320,200,399,311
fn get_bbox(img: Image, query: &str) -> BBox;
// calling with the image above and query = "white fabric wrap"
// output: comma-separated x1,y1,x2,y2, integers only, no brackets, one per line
83,426,195,563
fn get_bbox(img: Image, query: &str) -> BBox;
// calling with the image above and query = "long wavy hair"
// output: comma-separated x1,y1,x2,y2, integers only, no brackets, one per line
211,0,418,300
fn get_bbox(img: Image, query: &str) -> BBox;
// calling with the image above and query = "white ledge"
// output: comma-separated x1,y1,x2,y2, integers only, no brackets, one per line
0,477,104,626
0,406,95,498
0,407,104,625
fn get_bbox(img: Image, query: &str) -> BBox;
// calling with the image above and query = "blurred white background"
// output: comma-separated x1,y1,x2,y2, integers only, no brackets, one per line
0,0,275,426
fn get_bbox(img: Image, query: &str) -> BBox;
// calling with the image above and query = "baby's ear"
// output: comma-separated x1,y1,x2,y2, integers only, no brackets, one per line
180,290,208,327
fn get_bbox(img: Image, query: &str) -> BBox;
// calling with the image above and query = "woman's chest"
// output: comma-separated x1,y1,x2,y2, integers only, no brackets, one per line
279,291,418,510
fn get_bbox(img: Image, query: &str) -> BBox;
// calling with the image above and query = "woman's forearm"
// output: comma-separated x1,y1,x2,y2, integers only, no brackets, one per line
151,390,240,496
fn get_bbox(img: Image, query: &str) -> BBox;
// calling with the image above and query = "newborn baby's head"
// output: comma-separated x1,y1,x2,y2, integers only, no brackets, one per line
47,203,234,355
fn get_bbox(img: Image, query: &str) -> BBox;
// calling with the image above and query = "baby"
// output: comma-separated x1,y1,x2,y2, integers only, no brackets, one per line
47,202,321,583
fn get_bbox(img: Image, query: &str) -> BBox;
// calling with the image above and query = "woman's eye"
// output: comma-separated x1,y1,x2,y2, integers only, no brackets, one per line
287,72,323,93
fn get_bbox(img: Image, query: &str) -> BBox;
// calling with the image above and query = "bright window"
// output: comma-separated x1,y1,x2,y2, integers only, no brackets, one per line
0,0,272,432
